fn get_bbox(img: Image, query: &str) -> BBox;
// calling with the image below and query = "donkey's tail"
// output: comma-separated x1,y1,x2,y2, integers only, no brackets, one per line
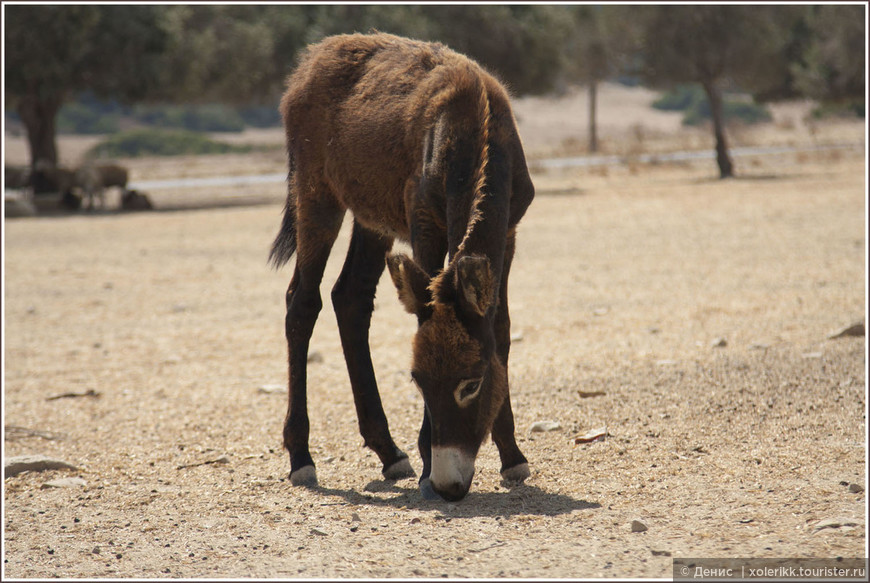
268,181,297,269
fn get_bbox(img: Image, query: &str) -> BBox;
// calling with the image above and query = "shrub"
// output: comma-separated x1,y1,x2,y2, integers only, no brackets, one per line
87,129,252,158
652,84,706,111
682,99,773,126
58,102,121,134
237,104,282,128
811,101,865,119
132,104,246,132
653,84,772,126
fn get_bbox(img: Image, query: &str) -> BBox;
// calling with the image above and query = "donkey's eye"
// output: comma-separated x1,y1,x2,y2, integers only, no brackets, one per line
454,378,482,407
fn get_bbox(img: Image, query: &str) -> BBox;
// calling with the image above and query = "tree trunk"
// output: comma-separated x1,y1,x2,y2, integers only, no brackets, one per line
701,79,733,179
588,80,598,153
18,93,62,170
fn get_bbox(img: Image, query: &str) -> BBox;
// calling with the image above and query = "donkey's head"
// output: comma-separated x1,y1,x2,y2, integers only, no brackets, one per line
387,253,507,500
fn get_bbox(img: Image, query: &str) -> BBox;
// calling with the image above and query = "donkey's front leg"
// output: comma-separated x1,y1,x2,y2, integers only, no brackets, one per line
491,235,530,484
332,222,414,480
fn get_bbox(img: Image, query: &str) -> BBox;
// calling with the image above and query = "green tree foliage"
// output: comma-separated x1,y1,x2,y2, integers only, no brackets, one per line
791,5,866,107
5,5,168,168
419,4,568,96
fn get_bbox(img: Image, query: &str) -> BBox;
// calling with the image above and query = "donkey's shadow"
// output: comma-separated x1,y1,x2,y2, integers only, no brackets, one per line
313,479,600,519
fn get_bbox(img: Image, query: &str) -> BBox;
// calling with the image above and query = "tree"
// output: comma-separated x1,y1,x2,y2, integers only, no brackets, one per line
561,5,644,152
5,5,168,171
640,6,795,178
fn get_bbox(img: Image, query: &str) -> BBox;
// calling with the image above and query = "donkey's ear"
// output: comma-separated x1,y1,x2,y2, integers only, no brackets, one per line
454,255,495,317
386,254,432,318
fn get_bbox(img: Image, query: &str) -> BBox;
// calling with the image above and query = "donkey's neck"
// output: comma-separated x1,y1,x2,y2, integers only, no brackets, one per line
447,139,511,284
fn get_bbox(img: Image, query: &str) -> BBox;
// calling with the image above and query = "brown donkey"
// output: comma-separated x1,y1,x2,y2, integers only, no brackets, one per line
270,33,535,501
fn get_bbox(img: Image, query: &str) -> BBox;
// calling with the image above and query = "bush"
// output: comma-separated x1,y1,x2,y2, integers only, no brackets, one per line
682,99,772,126
58,102,121,134
132,104,246,132
654,84,772,126
811,101,865,119
87,129,252,158
652,84,706,111
237,104,282,128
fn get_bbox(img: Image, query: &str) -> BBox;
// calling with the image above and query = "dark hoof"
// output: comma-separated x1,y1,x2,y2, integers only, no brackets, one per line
383,457,415,480
419,478,444,501
500,462,530,486
289,465,318,487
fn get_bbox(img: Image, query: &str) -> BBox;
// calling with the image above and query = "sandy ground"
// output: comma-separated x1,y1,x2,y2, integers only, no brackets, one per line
3,84,868,579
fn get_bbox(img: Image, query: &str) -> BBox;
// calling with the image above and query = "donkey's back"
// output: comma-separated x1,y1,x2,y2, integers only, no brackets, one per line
273,33,527,261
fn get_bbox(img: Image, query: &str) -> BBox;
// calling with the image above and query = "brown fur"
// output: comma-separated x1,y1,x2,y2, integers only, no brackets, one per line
270,33,534,500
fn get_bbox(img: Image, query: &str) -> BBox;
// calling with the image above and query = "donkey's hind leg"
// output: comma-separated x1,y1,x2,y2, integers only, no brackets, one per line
283,184,345,487
332,221,415,480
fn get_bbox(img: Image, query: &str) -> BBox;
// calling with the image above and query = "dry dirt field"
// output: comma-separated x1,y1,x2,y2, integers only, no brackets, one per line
3,84,868,579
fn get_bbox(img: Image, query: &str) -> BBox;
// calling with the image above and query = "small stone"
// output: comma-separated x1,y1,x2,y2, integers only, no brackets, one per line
410,517,421,524
42,477,87,489
310,528,328,537
307,351,324,364
828,321,865,339
578,390,606,398
631,520,648,533
530,421,561,433
5,455,78,478
711,337,727,348
257,384,284,394
92,547,100,555
848,483,864,494
651,549,671,557
802,352,823,359
510,330,524,342
814,518,859,532
573,427,607,444
350,513,362,523
748,342,770,350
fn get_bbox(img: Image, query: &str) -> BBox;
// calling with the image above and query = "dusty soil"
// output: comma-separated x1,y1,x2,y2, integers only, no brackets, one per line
3,86,867,578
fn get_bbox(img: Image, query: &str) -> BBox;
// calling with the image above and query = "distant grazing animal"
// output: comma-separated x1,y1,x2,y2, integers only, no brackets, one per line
75,163,129,210
4,165,31,190
120,189,153,211
30,160,76,197
269,33,535,501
